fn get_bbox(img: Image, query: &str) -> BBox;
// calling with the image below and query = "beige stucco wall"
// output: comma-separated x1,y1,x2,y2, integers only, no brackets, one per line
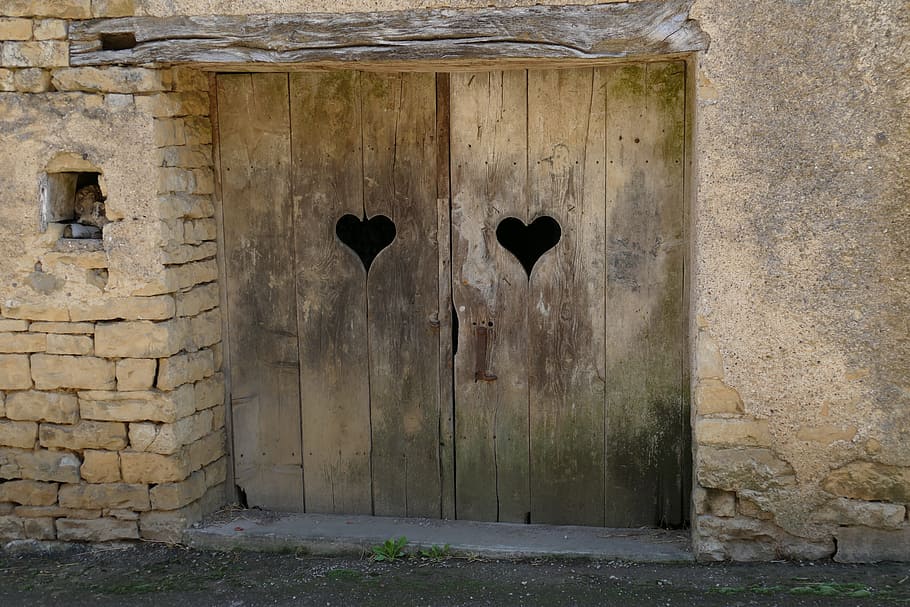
688,0,910,560
0,0,906,559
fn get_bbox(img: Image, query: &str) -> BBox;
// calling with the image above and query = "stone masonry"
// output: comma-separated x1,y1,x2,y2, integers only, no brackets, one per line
1,0,908,561
0,0,225,543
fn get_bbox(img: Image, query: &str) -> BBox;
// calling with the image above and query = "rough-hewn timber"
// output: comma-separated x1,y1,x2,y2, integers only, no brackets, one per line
69,1,708,69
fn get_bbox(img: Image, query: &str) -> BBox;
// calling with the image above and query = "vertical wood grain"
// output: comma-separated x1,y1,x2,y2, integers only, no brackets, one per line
603,61,687,526
362,71,442,517
291,71,373,514
450,70,530,522
527,67,607,525
218,73,303,510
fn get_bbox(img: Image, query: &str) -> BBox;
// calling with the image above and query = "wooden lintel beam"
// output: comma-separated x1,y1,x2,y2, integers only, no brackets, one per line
68,0,709,68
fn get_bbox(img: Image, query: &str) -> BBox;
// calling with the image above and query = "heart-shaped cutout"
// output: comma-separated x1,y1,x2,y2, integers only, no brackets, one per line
496,216,561,277
336,213,396,272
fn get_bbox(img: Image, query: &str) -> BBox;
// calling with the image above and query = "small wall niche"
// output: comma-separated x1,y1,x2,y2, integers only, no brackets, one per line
40,163,109,244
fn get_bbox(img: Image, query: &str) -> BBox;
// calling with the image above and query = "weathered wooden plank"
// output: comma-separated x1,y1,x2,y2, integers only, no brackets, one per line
451,70,530,523
217,73,303,511
69,1,708,67
602,61,688,526
291,71,373,515
526,68,607,526
435,73,456,521
361,71,442,517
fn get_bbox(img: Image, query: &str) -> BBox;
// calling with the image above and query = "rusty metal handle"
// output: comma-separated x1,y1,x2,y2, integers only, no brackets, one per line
473,325,498,382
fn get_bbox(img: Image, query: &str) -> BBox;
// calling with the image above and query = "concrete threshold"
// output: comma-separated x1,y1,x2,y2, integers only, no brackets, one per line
184,509,693,562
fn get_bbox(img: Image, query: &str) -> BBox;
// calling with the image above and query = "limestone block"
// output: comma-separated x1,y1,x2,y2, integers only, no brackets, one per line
154,118,186,147
0,503,12,515
46,334,93,356
187,430,225,472
162,242,218,265
0,448,81,483
135,92,210,118
15,505,99,519
0,18,32,40
129,410,212,455
0,391,4,417
1,301,68,322
834,527,910,563
0,480,57,505
183,218,217,245
120,451,190,484
105,508,138,520
139,501,201,542
695,417,771,448
0,355,31,389
0,68,13,91
116,358,157,391
796,424,857,444
14,68,52,92
172,68,209,92
0,515,55,540
79,384,195,423
150,469,205,510
203,457,226,488
737,495,774,520
91,0,135,17
157,350,214,391
81,450,120,483
188,310,221,350
0,420,38,449
174,259,218,291
695,515,834,562
6,391,78,424
0,332,46,353
191,168,215,195
29,322,94,334
815,497,905,530
194,373,224,410
56,517,138,541
184,116,213,145
70,295,175,322
1,41,68,68
159,193,215,219
33,19,66,40
693,379,745,415
0,320,29,332
59,482,149,510
2,1,91,18
212,342,223,371
157,168,192,194
52,67,169,93
695,332,724,380
94,319,186,358
39,421,127,450
822,461,910,503
176,283,219,318
31,354,115,390
159,145,212,169
696,446,796,492
211,404,224,431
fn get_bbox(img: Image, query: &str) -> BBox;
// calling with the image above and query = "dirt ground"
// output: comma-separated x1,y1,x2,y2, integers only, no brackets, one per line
1,542,909,606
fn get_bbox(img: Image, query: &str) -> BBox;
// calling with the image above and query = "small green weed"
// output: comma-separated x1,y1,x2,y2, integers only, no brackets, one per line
371,536,408,562
326,568,363,581
418,544,452,561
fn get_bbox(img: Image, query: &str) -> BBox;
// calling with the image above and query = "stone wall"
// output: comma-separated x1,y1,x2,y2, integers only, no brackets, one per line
689,0,910,561
1,0,907,561
0,0,226,543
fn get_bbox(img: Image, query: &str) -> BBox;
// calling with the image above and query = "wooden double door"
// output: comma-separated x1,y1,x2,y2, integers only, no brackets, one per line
217,64,689,528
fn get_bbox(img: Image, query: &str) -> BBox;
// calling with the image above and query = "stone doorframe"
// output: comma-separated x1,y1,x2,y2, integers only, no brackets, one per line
67,0,707,535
